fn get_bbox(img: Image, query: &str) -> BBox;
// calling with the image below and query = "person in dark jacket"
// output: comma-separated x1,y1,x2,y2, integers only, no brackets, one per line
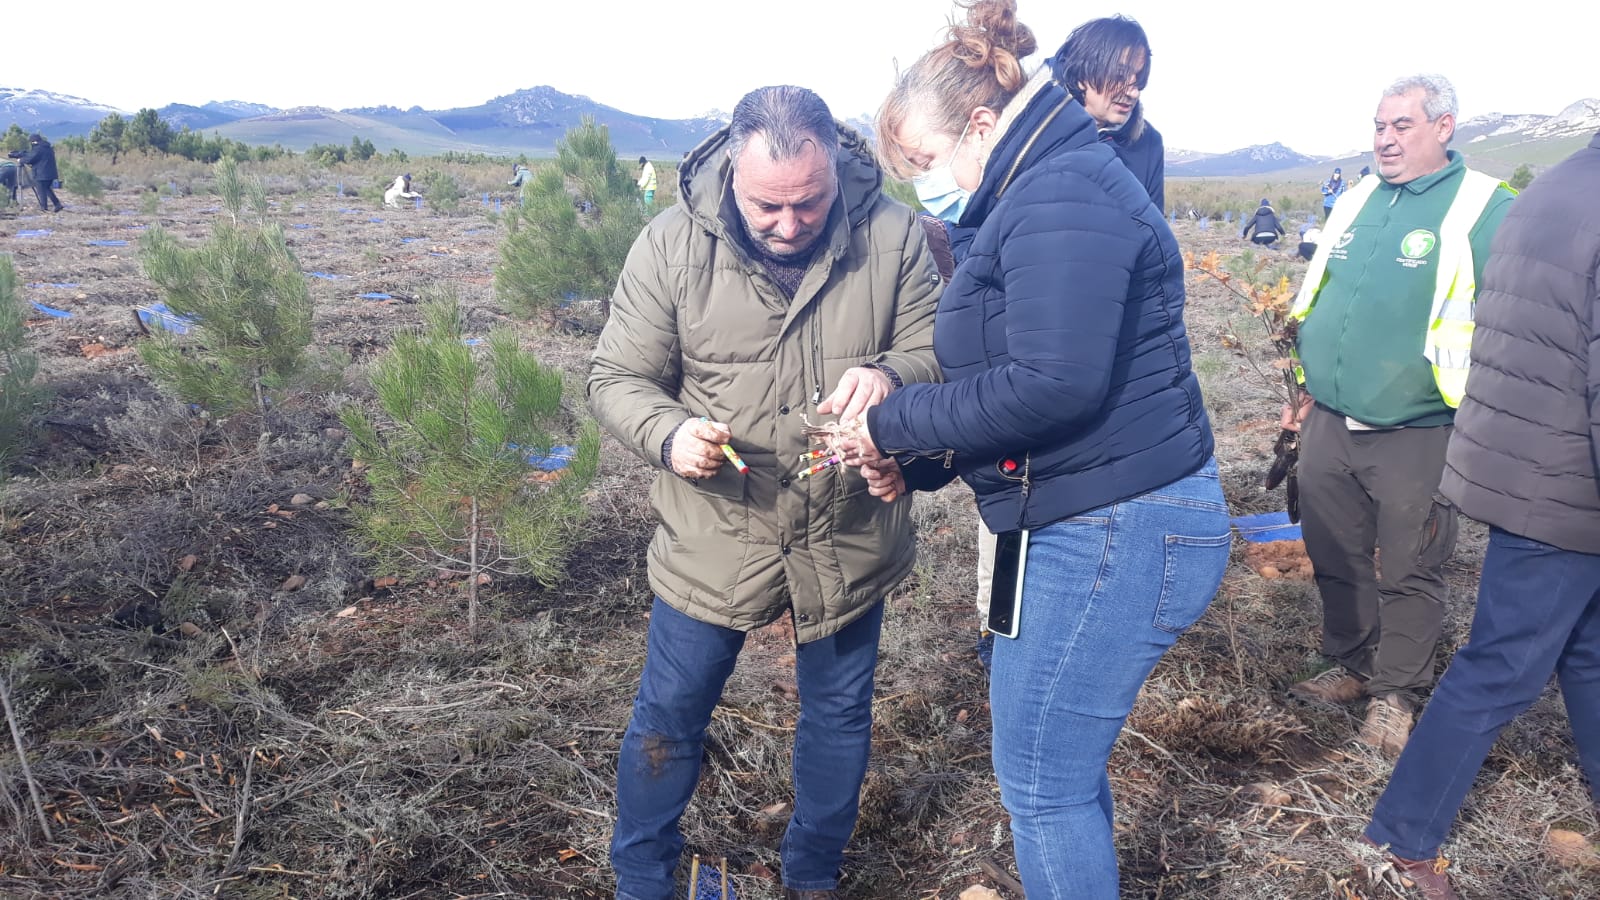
1047,14,1165,213
1358,130,1600,900
0,161,18,205
8,133,61,212
851,3,1228,895
1241,198,1286,246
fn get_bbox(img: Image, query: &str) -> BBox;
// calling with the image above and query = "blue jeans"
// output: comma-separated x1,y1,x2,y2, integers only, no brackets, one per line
611,597,883,900
990,458,1230,898
1366,527,1600,859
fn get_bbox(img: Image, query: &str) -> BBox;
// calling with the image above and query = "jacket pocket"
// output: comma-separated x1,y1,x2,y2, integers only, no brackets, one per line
1416,492,1459,570
1154,532,1232,634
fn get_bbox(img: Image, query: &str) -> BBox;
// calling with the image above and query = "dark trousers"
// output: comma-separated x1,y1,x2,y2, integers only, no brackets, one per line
1250,232,1279,246
1298,404,1457,698
1366,527,1600,859
611,598,883,900
32,179,60,211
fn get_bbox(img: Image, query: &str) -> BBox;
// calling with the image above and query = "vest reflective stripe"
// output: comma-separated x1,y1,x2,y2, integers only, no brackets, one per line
1289,167,1509,407
1424,170,1505,405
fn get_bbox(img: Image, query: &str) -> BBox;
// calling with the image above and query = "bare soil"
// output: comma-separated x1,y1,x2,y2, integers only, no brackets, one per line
0,190,1593,899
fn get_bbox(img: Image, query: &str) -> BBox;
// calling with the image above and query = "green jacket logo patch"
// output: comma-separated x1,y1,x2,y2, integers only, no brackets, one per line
1400,229,1437,259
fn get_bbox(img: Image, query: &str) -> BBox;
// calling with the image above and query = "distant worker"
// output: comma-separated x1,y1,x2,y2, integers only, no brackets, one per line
8,133,61,213
1241,199,1286,247
383,173,421,208
636,155,657,206
1297,221,1322,261
1353,164,1372,185
0,160,18,205
1320,166,1346,220
507,163,532,201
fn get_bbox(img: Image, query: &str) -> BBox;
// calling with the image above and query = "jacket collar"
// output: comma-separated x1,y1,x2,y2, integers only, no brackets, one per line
1378,150,1465,196
959,72,1099,226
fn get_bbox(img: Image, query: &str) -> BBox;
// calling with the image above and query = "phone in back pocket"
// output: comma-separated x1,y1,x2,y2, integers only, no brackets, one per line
986,529,1029,639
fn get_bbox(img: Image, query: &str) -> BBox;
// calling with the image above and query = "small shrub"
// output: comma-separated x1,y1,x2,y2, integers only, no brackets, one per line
496,116,650,323
59,159,105,200
419,170,462,214
1510,163,1535,191
136,158,322,418
138,189,160,217
0,256,46,468
341,292,600,632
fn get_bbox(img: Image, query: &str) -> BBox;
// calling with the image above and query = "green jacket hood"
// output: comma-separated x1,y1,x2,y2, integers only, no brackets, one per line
677,121,884,260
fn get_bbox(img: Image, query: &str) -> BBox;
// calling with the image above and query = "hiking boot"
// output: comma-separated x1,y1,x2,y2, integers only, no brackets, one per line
1358,694,1414,757
1290,666,1367,705
782,890,839,900
1360,835,1460,899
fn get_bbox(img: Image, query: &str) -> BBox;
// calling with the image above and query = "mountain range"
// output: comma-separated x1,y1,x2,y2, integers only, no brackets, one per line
4,85,1596,178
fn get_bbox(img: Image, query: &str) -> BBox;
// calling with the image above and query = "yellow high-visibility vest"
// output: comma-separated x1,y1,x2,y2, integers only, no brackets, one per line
1290,168,1509,407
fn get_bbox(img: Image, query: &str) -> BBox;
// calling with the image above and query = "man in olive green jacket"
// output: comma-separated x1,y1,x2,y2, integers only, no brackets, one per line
588,85,940,900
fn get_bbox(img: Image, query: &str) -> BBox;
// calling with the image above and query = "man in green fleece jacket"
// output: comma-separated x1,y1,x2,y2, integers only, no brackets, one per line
1281,74,1515,757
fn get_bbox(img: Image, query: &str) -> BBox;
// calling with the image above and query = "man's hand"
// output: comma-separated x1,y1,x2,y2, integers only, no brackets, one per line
861,458,906,503
669,417,732,480
1280,390,1315,432
816,366,892,424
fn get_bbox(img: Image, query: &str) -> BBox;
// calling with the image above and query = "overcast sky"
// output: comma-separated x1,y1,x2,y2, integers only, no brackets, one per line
19,1,1599,157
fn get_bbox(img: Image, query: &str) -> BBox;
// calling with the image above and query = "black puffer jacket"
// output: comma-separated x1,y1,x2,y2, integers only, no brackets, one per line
1241,204,1285,240
1439,131,1600,553
13,138,57,183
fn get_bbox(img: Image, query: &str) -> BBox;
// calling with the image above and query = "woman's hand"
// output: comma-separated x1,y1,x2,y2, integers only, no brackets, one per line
835,419,885,466
861,458,905,503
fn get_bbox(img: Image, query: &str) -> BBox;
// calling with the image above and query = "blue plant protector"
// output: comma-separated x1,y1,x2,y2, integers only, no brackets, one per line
136,302,197,334
360,292,392,300
86,239,129,247
691,864,737,900
462,337,484,346
1230,510,1302,543
290,223,313,230
511,444,576,472
27,282,79,289
306,271,345,280
29,301,71,318
16,229,52,238
369,218,383,223
399,237,421,243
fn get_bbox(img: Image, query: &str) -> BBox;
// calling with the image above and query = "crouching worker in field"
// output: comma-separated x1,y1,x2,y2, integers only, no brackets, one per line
1241,199,1286,247
833,2,1229,895
0,160,18,205
587,84,942,900
383,173,421,208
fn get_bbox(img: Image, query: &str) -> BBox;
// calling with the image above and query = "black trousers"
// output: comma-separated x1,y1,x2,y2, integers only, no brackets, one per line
1298,404,1458,698
33,179,60,211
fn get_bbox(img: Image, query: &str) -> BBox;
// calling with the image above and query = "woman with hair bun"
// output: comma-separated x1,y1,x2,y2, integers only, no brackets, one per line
841,1,1229,894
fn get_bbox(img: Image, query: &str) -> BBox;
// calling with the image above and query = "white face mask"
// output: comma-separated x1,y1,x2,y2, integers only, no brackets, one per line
913,120,973,224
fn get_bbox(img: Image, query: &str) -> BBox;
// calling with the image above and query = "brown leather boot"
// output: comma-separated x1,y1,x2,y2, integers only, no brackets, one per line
782,890,839,900
1290,666,1367,704
1360,835,1460,899
1358,693,1414,757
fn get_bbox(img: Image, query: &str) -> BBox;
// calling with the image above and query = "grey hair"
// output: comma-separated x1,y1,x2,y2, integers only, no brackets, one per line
727,85,839,168
1384,74,1459,123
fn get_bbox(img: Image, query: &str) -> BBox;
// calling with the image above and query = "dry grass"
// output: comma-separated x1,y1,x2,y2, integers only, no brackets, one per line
0,194,1593,899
